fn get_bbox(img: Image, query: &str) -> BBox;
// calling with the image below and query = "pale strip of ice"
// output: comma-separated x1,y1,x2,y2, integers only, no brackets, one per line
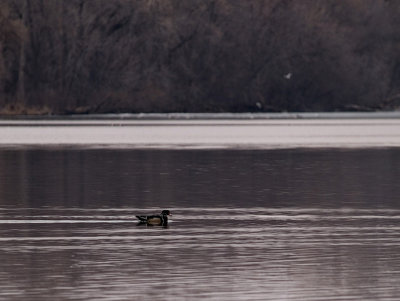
176,214,400,220
0,236,396,245
0,220,132,224
3,243,400,252
2,207,400,213
0,233,397,242
82,226,400,234
5,213,399,219
1,214,400,224
0,118,399,148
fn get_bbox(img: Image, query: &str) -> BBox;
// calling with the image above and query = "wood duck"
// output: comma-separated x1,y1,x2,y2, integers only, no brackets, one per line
135,210,171,226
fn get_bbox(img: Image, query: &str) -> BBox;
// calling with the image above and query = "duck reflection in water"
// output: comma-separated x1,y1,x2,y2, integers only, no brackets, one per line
135,210,171,227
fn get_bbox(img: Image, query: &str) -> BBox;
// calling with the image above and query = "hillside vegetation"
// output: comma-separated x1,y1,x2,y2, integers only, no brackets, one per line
1,0,400,114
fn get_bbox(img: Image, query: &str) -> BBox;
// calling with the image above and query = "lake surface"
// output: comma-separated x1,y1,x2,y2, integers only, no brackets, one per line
1,147,400,300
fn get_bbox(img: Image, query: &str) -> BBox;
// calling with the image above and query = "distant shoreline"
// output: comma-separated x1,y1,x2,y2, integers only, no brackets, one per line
1,111,400,121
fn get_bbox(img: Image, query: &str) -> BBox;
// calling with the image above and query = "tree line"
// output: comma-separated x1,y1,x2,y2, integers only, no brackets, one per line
1,0,400,115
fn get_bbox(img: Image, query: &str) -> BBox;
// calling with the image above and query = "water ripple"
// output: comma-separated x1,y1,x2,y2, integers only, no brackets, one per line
1,207,400,300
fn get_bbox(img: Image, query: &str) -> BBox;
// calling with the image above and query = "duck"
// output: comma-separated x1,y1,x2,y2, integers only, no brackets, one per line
135,210,171,226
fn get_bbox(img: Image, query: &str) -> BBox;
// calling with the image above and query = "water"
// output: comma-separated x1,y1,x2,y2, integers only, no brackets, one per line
1,148,400,300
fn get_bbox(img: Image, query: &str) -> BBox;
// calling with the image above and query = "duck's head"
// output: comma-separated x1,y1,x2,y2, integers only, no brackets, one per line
161,210,171,216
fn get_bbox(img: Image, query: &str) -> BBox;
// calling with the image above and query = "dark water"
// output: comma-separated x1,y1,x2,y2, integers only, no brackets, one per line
1,148,400,300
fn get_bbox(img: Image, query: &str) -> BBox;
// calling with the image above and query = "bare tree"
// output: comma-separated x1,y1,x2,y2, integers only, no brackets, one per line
1,0,400,114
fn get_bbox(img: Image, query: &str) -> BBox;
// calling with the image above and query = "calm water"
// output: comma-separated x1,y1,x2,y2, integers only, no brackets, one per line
1,148,400,300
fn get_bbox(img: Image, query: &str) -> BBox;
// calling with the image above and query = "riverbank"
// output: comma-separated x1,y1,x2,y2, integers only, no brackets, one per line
1,111,400,121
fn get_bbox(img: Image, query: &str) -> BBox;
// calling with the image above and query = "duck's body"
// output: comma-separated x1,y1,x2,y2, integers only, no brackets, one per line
136,210,171,226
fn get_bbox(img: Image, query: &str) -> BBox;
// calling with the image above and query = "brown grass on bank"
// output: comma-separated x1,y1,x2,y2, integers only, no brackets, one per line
0,103,52,116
